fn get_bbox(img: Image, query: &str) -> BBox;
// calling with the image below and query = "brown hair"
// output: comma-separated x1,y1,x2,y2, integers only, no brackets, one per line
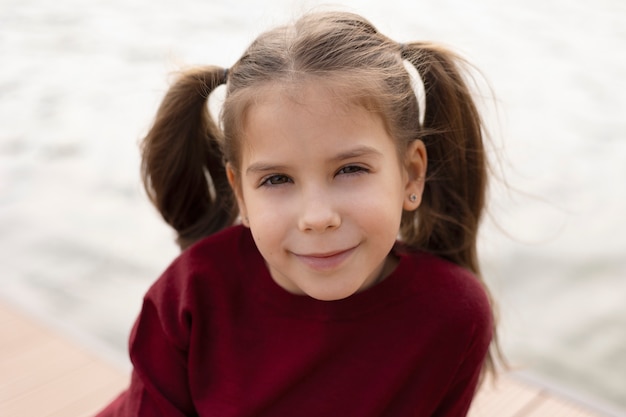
141,11,502,374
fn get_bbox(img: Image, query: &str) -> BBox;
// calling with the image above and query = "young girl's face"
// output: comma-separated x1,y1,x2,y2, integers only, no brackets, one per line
228,83,426,301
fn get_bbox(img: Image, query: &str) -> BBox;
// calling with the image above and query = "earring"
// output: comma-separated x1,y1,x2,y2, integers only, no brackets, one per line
409,194,417,202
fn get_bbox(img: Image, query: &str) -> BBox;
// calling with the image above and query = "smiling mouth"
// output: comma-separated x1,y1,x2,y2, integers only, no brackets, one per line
294,247,357,271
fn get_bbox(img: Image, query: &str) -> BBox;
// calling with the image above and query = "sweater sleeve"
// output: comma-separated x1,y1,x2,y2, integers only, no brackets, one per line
94,271,198,416
432,304,493,417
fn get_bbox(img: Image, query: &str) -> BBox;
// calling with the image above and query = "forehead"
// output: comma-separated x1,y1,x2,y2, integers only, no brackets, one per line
252,80,361,113
242,78,389,136
246,82,370,133
238,82,398,168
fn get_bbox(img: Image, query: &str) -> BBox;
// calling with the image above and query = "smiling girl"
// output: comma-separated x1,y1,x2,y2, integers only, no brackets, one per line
97,11,499,417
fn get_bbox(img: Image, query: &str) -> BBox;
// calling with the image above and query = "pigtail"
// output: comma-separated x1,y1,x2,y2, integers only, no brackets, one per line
141,66,237,250
400,43,487,275
401,43,505,376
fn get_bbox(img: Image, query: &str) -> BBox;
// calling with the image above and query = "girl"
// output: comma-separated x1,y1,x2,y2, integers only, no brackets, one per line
97,11,499,417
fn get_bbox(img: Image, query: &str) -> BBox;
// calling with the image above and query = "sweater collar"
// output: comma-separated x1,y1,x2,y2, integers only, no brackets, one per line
237,226,419,321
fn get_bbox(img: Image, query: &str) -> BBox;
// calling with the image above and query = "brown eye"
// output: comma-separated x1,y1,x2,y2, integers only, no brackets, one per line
337,165,368,176
261,174,292,186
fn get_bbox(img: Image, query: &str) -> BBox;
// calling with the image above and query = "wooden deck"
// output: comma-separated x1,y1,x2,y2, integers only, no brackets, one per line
0,302,613,417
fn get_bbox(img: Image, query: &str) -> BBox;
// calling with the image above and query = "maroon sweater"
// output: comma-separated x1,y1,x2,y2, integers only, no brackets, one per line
96,225,492,417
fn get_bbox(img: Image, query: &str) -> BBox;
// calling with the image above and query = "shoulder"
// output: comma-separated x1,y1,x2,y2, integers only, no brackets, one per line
185,224,253,267
145,225,256,303
399,250,493,338
168,224,252,275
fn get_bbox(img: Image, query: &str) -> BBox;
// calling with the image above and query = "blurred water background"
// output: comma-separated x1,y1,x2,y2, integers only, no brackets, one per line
1,0,625,415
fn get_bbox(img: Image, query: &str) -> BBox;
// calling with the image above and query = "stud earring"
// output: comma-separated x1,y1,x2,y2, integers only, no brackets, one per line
409,194,417,202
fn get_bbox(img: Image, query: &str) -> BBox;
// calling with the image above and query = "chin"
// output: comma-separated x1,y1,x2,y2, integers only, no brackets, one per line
304,285,361,301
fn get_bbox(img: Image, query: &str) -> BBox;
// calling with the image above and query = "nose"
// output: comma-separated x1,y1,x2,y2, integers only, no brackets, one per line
297,188,341,233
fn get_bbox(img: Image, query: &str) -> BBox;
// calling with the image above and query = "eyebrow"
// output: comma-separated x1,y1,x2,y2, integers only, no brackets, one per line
332,145,383,162
245,145,383,176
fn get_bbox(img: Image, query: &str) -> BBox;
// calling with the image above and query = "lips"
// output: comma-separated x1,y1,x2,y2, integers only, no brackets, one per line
294,247,357,271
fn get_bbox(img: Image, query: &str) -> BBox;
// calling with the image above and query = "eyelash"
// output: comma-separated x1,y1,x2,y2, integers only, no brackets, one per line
337,165,368,176
259,165,369,188
260,174,292,187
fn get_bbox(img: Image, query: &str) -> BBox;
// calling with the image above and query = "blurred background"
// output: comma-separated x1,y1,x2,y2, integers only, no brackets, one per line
1,0,625,414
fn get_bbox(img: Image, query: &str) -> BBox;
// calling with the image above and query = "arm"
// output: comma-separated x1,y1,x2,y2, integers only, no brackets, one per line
432,313,493,417
95,290,197,416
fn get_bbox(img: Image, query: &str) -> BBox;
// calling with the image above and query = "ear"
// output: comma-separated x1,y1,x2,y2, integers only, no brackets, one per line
402,139,427,211
226,163,250,227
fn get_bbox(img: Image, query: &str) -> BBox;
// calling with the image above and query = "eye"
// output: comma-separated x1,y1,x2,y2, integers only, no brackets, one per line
260,174,292,187
337,165,368,176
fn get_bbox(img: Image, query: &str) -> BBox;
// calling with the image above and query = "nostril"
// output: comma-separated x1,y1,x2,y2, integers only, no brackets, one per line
298,207,341,232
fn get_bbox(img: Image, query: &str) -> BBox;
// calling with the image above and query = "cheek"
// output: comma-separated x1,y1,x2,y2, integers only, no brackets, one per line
344,174,406,213
361,199,404,230
246,198,291,259
244,191,294,231
337,193,403,241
